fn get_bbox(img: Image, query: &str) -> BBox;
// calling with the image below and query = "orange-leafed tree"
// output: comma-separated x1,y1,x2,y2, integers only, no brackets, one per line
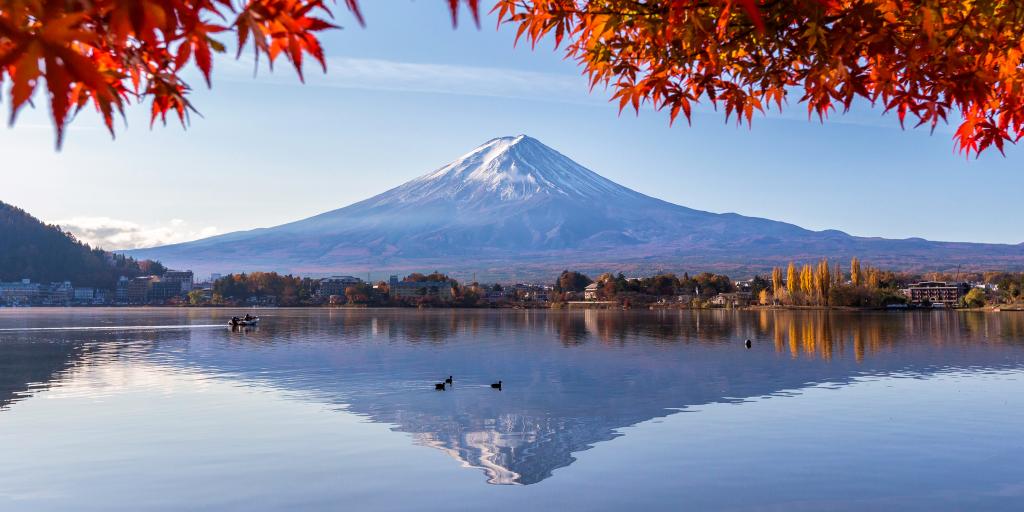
495,0,1024,156
0,0,480,147
6,1,1024,157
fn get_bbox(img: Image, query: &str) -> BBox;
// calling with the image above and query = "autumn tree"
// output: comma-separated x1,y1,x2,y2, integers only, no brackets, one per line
771,267,783,295
963,288,987,308
8,1,1024,155
497,1,1024,156
554,270,592,293
0,0,481,147
814,258,831,305
850,257,862,287
786,262,797,295
867,266,881,289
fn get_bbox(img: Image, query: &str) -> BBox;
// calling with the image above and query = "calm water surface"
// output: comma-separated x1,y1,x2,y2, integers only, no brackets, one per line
1,308,1023,511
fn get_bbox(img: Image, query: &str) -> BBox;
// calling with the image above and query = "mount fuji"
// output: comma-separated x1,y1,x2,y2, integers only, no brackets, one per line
126,135,1024,279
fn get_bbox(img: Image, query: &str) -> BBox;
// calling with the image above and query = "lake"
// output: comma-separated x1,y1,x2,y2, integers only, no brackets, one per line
1,308,1022,511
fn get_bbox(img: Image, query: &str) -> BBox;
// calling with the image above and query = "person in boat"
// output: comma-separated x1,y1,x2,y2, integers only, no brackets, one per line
244,314,253,321
230,316,240,326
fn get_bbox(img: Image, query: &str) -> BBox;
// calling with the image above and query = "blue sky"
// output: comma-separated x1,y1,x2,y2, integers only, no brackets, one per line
2,2,1021,249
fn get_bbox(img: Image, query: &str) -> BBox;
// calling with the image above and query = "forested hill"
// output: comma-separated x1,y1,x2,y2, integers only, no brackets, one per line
0,201,164,287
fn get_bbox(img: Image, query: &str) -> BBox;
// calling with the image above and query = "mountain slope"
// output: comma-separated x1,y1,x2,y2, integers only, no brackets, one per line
125,135,1024,278
0,201,163,287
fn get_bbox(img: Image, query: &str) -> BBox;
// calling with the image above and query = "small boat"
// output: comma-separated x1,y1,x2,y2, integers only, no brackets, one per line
229,316,260,328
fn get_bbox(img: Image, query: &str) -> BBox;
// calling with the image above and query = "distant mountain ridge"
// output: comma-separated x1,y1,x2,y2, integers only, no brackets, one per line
124,135,1024,279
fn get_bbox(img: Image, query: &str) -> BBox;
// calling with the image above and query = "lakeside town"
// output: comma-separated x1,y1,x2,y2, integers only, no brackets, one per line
3,258,1023,311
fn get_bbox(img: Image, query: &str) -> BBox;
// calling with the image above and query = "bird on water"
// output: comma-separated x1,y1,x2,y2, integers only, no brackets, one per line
435,382,446,390
445,375,453,385
490,381,502,390
745,339,752,349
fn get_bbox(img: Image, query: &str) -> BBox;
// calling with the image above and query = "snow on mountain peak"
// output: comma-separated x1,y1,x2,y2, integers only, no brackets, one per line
396,135,634,204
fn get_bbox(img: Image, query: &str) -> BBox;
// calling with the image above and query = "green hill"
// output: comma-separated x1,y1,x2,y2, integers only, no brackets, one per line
0,201,163,288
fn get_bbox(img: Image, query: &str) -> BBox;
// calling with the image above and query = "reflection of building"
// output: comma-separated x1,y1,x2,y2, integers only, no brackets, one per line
905,281,969,305
10,308,1024,488
318,276,363,297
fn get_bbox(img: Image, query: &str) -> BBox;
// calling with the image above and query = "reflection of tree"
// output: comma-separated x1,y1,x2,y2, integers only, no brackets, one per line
250,310,1024,364
5,309,1024,487
0,327,191,411
0,340,81,411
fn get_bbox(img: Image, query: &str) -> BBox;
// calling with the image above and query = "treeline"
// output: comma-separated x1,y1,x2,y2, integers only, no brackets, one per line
552,270,738,304
211,272,323,306
764,257,1024,307
760,257,907,307
0,201,165,288
207,271,474,307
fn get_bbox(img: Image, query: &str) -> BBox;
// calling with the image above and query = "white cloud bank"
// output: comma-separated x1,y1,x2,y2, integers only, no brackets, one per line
52,217,218,250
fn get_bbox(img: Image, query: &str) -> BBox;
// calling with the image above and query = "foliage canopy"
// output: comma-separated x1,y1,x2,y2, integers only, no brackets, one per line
4,0,1023,155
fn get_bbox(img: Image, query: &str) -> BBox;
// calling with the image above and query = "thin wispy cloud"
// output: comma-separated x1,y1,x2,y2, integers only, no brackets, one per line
219,55,600,104
52,217,218,250
217,56,953,133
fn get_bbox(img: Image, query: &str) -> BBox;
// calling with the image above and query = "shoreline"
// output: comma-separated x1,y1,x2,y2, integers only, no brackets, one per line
2,304,1021,313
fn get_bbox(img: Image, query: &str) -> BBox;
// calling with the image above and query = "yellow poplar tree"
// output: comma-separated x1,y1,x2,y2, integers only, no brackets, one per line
867,267,881,289
816,258,831,305
800,264,814,295
772,267,784,295
786,262,797,295
851,257,862,287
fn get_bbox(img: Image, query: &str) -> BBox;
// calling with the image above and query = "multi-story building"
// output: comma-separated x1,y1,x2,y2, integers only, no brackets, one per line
126,276,155,304
162,271,194,293
43,281,73,305
149,280,183,302
116,276,130,303
0,279,40,304
710,291,753,307
318,276,363,297
73,287,96,301
0,279,75,305
905,282,969,305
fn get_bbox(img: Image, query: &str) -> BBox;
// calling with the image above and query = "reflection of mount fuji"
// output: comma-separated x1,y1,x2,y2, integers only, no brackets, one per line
3,311,1024,485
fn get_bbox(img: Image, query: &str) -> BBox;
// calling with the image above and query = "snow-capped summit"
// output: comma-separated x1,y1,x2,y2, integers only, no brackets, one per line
380,135,636,205
126,136,1024,278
